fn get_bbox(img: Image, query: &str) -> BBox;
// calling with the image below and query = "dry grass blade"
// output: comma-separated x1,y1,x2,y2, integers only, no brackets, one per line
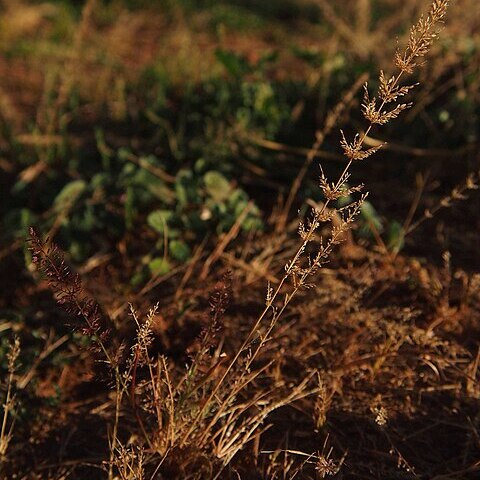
179,0,452,457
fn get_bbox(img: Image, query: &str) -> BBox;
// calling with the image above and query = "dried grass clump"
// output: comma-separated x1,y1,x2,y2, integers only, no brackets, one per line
20,1,480,479
250,254,479,477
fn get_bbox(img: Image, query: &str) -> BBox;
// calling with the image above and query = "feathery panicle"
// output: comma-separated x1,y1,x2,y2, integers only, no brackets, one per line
362,84,412,125
28,227,111,352
395,0,450,73
178,2,452,456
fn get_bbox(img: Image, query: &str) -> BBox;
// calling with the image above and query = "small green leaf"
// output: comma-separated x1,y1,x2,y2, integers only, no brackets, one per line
387,221,405,254
361,200,383,232
241,216,262,232
215,48,250,77
148,257,171,276
204,171,231,202
131,270,147,287
169,239,191,262
125,186,135,230
147,210,172,234
54,180,87,211
175,169,195,207
292,46,324,65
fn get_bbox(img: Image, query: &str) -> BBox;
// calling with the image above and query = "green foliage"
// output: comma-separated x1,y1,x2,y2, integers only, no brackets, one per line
147,210,174,235
146,168,261,271
148,257,171,276
387,220,405,254
208,4,264,31
204,171,231,202
358,199,384,238
215,49,252,77
53,180,87,212
169,240,191,262
2,0,477,283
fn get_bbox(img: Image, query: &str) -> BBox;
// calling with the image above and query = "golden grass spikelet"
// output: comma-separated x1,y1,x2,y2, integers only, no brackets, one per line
340,130,384,160
362,84,413,125
112,444,145,480
319,166,365,201
378,71,418,103
395,0,450,73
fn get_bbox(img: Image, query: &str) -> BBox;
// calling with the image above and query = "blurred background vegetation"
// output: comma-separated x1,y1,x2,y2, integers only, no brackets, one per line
1,0,478,273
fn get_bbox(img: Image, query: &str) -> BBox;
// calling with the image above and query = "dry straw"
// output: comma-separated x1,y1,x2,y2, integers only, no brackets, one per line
26,1,453,478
